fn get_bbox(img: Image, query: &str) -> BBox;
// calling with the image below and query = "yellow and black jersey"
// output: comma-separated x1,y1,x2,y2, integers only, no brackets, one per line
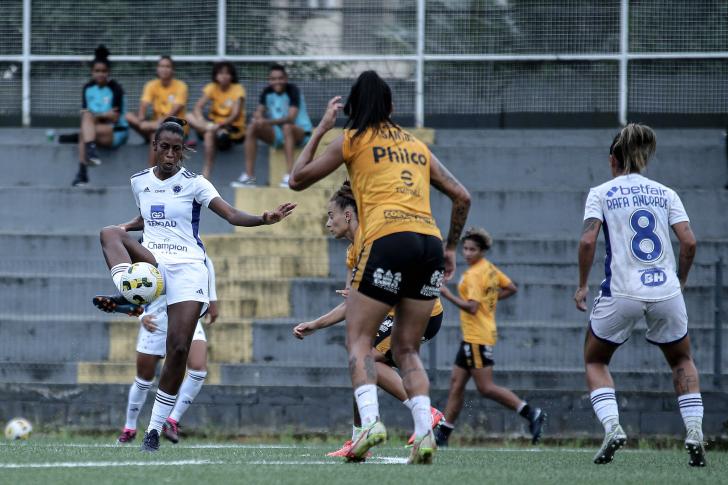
141,78,188,121
202,82,246,138
457,258,512,346
342,126,441,247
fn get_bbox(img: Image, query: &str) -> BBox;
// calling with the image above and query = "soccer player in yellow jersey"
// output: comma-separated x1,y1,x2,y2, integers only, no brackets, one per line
289,71,471,464
436,228,546,446
292,182,445,457
187,61,246,179
126,56,188,166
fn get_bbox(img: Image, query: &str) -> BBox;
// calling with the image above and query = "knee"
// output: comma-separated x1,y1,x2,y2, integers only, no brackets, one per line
100,225,124,244
125,112,135,124
391,344,418,365
281,123,293,136
476,383,496,398
167,341,190,362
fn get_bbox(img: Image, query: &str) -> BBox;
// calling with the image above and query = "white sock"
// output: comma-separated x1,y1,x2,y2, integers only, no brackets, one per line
354,384,379,426
168,370,207,423
351,425,361,441
590,387,619,432
678,393,704,432
146,389,177,433
402,399,414,410
111,263,131,291
124,377,153,430
410,395,432,437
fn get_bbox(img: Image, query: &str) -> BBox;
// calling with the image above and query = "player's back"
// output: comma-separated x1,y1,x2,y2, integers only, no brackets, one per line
584,173,689,302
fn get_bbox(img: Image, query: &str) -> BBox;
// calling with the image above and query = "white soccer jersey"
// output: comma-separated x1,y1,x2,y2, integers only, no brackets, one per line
583,173,689,302
130,168,220,265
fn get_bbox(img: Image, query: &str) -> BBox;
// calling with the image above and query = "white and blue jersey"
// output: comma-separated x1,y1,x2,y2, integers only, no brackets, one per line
82,79,128,131
584,173,689,302
259,83,313,132
131,167,220,266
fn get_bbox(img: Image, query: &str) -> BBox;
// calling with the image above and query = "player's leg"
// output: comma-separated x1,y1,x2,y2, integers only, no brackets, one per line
163,324,208,444
435,364,470,447
142,300,202,452
119,352,159,443
232,119,275,186
279,123,305,186
200,127,217,180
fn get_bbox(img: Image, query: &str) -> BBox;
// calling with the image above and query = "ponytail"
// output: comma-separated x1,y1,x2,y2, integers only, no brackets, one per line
611,123,656,175
91,44,111,68
330,180,357,214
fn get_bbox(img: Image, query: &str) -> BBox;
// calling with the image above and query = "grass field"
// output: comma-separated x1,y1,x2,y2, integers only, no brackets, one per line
0,437,726,485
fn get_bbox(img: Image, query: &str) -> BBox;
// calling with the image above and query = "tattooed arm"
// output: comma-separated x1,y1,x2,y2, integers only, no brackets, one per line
575,217,602,311
430,152,471,281
672,221,697,290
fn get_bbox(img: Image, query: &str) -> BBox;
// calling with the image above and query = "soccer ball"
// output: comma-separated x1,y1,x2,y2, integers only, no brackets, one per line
4,418,32,440
119,262,164,305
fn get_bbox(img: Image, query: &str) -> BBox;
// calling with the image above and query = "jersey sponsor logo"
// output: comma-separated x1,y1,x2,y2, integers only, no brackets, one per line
383,209,435,226
147,241,188,252
143,187,151,193
151,205,165,219
640,268,667,287
420,270,444,297
146,219,177,228
372,268,402,293
196,288,204,295
372,146,427,165
605,184,670,212
378,315,394,334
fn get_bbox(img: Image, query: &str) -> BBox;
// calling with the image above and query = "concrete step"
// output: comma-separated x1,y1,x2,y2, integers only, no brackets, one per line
76,362,222,385
251,318,727,372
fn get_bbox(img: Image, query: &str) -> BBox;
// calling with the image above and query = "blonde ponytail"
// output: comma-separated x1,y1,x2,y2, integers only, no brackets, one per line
614,123,656,174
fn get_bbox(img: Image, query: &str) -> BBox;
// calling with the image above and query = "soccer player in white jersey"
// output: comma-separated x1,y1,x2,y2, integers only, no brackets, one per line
575,124,705,467
117,256,218,445
93,117,295,452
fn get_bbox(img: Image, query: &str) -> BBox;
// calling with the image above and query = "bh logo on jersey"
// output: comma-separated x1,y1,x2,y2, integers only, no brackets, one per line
151,205,165,219
373,268,402,293
420,270,444,297
640,268,667,287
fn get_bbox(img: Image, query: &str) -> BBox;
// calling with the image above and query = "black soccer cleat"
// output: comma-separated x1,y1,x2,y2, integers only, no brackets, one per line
140,429,160,452
433,425,450,448
528,408,547,445
93,294,143,317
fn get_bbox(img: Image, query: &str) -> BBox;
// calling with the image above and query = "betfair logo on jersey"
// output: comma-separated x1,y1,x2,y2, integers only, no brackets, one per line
373,268,402,293
372,146,427,165
151,205,165,219
606,184,667,197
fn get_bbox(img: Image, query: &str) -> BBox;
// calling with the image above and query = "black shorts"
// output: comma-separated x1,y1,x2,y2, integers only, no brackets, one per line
351,232,444,307
454,341,495,369
374,312,443,367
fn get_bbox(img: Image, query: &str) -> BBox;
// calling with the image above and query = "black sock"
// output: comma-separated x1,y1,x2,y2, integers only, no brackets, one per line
438,421,454,438
78,163,87,175
518,403,533,420
86,141,96,152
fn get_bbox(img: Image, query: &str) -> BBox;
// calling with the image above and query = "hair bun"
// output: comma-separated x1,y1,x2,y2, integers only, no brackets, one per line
94,44,110,61
162,116,187,127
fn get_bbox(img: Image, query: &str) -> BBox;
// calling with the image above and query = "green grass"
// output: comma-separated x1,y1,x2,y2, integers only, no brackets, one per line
0,436,725,485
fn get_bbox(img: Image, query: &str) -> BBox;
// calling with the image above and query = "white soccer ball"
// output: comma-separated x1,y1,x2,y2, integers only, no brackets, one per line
5,417,32,440
119,262,164,305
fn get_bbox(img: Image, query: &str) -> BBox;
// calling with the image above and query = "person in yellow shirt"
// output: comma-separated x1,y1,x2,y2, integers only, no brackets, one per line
292,181,445,458
289,71,471,465
436,227,546,447
187,61,246,179
126,56,188,166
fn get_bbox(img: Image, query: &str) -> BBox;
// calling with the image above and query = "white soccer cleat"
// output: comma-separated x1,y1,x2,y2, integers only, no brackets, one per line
408,429,437,465
685,427,707,467
344,420,386,462
593,423,627,464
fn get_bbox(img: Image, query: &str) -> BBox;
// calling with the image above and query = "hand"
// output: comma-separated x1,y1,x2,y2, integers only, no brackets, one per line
318,96,343,133
141,315,157,332
443,247,456,281
262,202,297,225
293,321,317,340
206,301,219,325
574,286,589,312
206,121,219,132
336,288,350,298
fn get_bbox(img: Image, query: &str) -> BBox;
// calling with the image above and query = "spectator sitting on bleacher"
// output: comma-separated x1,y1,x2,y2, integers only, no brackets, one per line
186,61,246,179
231,64,312,188
125,56,188,166
72,45,129,187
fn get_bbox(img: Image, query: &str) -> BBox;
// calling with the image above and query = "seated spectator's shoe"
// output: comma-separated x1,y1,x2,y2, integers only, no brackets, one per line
93,294,143,317
408,429,437,465
71,170,88,187
161,418,180,444
407,407,445,447
528,408,546,444
140,429,160,453
184,139,197,149
230,173,257,188
685,427,707,467
279,173,291,188
86,144,102,166
117,428,136,444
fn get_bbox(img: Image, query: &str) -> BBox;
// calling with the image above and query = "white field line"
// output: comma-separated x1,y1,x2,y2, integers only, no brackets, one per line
0,459,222,469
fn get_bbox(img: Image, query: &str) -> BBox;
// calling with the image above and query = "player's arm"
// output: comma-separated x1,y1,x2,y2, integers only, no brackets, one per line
192,94,210,121
137,100,150,120
208,197,296,227
498,282,517,300
289,96,345,191
118,215,144,232
575,217,602,311
439,285,478,315
164,102,184,118
220,97,243,127
270,105,299,126
293,267,352,339
430,153,471,281
672,221,697,290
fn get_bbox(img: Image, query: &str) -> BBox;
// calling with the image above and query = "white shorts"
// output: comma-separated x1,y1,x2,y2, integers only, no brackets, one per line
589,294,688,345
158,261,209,312
136,320,207,357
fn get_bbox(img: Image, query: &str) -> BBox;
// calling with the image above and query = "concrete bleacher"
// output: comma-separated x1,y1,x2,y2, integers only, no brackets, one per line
0,127,726,437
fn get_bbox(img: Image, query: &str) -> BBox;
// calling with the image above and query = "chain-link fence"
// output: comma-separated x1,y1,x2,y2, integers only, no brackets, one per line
1,1,727,126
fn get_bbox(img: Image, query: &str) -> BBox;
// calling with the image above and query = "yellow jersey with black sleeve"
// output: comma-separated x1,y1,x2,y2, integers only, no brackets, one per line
141,78,188,121
457,258,512,346
202,82,246,139
342,126,441,246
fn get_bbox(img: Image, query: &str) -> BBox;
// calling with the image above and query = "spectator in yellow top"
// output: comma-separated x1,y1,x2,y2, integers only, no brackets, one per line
435,227,546,447
187,61,246,179
126,56,188,166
